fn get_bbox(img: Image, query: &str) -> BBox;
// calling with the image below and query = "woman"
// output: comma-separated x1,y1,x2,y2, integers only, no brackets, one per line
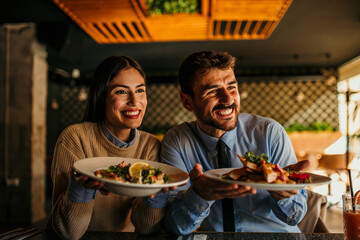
46,56,166,239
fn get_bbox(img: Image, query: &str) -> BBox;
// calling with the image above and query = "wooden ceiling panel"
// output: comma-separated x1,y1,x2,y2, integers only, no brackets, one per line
213,0,292,20
145,15,209,41
53,0,139,21
53,0,293,44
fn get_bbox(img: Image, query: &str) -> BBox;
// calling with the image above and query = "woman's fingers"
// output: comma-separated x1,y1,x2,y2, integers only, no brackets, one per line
99,188,110,195
75,175,104,190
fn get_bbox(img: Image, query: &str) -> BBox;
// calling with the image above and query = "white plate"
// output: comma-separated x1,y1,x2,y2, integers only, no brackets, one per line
204,168,332,191
74,157,189,197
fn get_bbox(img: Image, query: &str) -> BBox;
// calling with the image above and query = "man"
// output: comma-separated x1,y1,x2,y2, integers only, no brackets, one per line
159,51,308,235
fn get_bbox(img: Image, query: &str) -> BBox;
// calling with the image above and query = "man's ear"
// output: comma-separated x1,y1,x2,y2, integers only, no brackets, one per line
180,92,193,111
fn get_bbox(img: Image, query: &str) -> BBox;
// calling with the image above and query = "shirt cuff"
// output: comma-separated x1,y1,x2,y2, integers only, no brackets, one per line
182,185,214,214
270,189,307,225
67,176,98,203
145,192,170,208
277,189,307,215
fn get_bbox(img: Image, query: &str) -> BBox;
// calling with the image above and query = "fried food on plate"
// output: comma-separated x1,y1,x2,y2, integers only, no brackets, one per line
222,151,311,184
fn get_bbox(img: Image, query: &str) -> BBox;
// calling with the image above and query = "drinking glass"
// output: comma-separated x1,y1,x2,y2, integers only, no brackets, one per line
342,194,360,240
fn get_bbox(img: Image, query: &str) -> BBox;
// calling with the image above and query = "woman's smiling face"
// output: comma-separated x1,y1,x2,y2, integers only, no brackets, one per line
104,67,147,140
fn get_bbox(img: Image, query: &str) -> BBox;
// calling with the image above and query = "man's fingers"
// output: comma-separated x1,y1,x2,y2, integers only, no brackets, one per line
189,163,203,182
227,189,257,199
285,160,310,171
213,185,253,195
206,187,256,200
269,189,298,200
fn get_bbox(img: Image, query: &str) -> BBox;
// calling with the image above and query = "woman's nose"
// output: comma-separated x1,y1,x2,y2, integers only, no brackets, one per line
128,92,139,105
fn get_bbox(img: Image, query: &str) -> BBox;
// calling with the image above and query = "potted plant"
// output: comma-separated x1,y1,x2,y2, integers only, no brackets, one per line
285,122,342,155
145,0,201,16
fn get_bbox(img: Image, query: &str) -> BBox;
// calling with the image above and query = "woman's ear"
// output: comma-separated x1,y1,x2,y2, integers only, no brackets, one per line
180,92,193,111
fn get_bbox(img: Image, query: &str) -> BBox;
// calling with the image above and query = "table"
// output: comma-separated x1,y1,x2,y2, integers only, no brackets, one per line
1,230,344,240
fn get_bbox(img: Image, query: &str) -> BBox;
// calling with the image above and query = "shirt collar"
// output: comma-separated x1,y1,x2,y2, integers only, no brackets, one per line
101,121,137,148
220,127,237,150
194,122,237,152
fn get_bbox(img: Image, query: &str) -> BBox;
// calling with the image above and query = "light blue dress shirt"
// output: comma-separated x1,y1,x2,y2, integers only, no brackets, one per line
67,122,137,202
159,113,307,235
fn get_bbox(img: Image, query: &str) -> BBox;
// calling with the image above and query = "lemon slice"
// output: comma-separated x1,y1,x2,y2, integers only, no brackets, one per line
129,162,151,183
354,190,360,205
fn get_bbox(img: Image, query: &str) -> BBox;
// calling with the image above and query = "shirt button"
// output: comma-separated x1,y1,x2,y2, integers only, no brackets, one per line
279,202,284,205
200,206,205,211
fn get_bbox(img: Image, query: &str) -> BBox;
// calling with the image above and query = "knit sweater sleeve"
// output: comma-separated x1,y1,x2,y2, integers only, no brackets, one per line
48,126,95,240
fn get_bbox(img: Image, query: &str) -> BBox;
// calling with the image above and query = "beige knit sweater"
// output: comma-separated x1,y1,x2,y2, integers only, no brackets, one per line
45,122,166,239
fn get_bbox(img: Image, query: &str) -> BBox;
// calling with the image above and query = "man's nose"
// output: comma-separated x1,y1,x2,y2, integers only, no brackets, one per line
219,88,233,104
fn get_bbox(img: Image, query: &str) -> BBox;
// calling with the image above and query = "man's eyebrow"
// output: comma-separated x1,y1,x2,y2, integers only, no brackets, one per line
227,80,237,85
203,80,237,91
203,84,219,91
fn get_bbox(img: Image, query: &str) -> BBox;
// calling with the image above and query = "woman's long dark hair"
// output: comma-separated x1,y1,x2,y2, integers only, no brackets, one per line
83,55,146,122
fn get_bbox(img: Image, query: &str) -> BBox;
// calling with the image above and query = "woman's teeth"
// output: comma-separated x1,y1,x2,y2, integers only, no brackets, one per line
123,110,139,116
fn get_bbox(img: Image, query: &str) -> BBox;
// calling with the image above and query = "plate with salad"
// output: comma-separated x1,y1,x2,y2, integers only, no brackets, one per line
74,157,189,197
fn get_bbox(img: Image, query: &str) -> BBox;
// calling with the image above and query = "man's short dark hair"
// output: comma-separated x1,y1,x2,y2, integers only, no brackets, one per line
178,51,236,96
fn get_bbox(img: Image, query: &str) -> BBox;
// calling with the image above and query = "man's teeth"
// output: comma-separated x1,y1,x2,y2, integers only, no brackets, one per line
123,111,139,116
218,108,232,115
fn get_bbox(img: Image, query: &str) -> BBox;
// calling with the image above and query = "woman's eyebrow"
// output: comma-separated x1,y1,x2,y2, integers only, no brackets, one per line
108,83,145,90
136,84,146,88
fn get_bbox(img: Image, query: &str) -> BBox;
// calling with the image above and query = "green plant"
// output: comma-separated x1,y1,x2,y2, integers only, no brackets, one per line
284,123,307,132
284,122,335,133
308,122,335,131
146,0,201,16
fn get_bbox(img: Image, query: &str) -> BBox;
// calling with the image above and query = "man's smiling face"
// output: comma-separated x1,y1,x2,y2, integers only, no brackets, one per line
182,67,240,138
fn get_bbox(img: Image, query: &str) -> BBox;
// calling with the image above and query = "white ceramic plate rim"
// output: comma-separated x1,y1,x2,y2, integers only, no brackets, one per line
73,157,189,189
204,168,332,191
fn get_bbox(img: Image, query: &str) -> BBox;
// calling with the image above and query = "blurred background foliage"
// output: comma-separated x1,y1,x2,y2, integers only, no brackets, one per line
284,122,336,133
146,0,201,15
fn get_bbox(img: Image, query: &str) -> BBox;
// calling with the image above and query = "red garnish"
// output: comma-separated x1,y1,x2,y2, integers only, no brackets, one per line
290,172,310,180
